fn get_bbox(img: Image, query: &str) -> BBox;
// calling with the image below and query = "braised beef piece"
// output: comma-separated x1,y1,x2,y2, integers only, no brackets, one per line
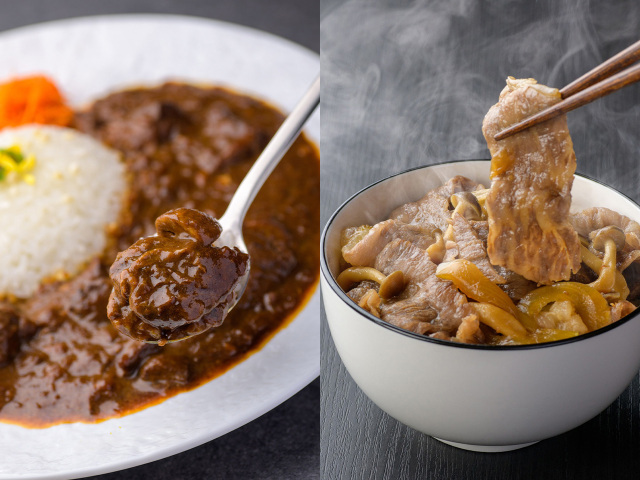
74,86,259,165
23,258,111,329
115,341,162,377
483,77,581,284
138,355,190,388
108,208,249,345
74,83,269,246
0,84,319,427
241,218,297,293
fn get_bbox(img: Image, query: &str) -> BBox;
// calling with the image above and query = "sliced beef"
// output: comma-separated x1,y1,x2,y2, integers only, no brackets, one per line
451,213,504,283
624,262,640,302
483,77,581,284
469,220,489,243
570,207,640,270
375,239,471,333
619,251,640,272
570,207,640,249
342,219,438,267
389,176,483,231
347,279,437,333
454,314,484,344
392,222,439,249
379,289,438,334
374,238,435,283
494,265,537,302
571,265,597,285
346,280,379,304
416,274,473,333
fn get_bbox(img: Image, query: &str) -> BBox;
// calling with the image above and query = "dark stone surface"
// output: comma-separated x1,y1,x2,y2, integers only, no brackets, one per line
321,0,640,478
0,0,319,53
0,1,319,479
93,379,320,480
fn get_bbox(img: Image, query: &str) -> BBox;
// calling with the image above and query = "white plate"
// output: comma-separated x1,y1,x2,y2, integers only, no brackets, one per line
0,14,319,480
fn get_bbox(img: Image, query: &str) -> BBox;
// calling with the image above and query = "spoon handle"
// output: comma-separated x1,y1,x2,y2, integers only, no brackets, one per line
219,74,320,232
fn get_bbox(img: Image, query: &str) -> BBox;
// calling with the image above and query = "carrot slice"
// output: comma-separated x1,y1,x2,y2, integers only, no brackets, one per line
0,75,72,129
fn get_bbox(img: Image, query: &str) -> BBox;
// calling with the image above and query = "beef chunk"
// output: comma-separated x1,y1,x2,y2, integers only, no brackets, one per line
108,208,249,345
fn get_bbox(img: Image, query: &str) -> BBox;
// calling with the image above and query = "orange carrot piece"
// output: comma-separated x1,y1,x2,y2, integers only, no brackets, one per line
0,75,72,129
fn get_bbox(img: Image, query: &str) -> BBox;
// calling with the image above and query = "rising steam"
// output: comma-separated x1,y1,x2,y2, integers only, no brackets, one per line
320,0,640,222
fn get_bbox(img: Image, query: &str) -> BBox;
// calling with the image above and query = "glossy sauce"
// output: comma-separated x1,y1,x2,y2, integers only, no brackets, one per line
108,208,249,345
0,83,319,427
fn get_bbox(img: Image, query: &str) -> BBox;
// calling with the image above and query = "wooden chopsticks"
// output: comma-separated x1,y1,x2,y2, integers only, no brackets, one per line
494,39,640,141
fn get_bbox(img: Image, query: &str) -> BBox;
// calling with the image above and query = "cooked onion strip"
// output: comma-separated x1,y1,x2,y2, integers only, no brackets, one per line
340,225,372,257
468,302,528,341
358,289,382,318
436,258,536,330
519,282,611,331
471,188,490,217
534,299,588,334
524,329,580,344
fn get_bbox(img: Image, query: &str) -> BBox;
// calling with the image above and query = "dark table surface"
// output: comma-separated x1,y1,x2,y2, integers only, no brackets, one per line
0,1,319,479
320,0,640,479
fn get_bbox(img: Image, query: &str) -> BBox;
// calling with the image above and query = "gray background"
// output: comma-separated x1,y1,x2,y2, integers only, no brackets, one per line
321,0,640,479
0,1,319,479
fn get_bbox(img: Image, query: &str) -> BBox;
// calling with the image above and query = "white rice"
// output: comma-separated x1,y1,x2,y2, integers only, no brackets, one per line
0,125,127,298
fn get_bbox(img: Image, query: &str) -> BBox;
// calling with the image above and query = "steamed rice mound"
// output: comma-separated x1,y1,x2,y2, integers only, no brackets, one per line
0,125,127,298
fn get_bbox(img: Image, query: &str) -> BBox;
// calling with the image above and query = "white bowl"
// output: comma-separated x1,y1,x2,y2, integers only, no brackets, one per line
321,160,640,452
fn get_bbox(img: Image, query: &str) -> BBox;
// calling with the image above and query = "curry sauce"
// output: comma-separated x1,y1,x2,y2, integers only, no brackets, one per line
0,83,319,427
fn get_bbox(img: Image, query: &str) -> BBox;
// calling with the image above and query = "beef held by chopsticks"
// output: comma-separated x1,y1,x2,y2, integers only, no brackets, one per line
483,77,581,284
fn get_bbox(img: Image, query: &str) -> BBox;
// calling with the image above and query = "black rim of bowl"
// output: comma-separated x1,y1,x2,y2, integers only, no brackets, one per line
320,159,640,351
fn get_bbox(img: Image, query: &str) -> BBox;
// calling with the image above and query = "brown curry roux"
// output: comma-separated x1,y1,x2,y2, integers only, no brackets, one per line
0,83,319,427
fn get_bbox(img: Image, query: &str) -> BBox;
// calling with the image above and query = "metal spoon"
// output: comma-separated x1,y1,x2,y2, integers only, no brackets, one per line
213,74,320,315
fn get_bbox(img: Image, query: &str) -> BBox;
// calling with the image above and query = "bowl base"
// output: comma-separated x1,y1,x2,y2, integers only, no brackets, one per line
434,437,538,452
